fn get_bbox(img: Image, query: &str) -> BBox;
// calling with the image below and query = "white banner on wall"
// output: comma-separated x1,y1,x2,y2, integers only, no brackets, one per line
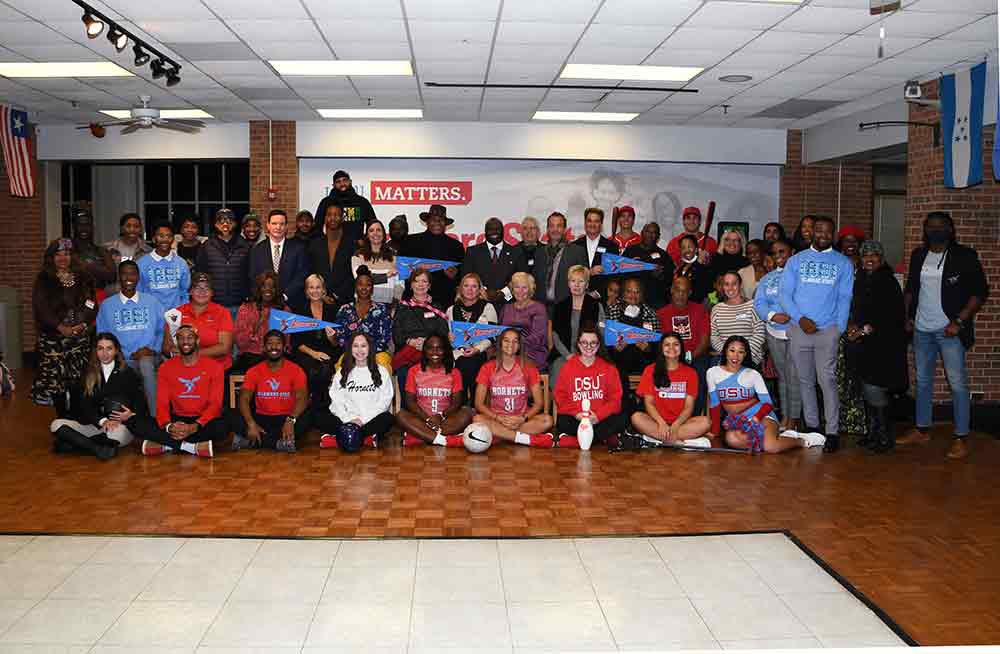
299,158,780,248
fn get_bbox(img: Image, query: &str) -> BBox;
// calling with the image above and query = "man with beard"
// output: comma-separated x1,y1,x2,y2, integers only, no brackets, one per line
532,211,588,311
398,204,464,306
293,210,315,242
71,210,115,285
241,213,262,245
314,170,376,243
228,330,309,453
387,215,408,253
463,217,526,306
308,202,355,309
512,216,541,270
623,222,674,309
573,207,619,299
137,324,224,457
196,208,251,324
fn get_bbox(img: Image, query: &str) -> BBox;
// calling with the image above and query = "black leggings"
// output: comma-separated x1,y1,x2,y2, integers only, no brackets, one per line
314,411,396,440
556,413,626,441
131,414,228,447
225,409,312,448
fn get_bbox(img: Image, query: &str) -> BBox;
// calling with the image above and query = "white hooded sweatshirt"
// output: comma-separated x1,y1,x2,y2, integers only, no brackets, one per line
328,363,394,424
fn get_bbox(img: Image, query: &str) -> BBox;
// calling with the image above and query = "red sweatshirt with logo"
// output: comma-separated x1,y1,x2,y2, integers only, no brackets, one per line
155,355,224,427
553,355,623,421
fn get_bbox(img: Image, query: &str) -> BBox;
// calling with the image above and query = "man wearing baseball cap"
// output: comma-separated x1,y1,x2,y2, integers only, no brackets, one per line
171,271,234,371
666,206,718,267
314,170,376,243
195,208,251,325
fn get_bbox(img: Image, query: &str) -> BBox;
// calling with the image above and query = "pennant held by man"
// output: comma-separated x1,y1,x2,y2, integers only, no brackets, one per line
396,256,460,280
268,309,340,334
941,61,985,189
604,320,661,347
451,321,511,348
598,253,659,275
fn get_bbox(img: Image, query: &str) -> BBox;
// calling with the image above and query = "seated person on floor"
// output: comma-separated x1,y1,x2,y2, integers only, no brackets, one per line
472,328,554,448
317,332,396,452
136,324,226,458
553,325,624,448
707,335,825,454
396,333,475,447
630,332,711,447
50,332,148,460
228,329,309,453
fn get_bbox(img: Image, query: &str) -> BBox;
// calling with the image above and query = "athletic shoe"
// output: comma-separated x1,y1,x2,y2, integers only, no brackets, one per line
402,433,425,447
555,433,580,448
319,434,338,449
823,433,840,453
141,440,166,456
530,433,555,448
445,434,464,447
640,434,662,446
232,434,251,451
276,439,296,453
798,432,826,448
681,437,711,449
195,441,214,458
363,435,377,448
607,432,643,451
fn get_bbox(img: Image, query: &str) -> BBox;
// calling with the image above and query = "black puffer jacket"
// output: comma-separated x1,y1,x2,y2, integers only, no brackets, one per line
195,235,251,307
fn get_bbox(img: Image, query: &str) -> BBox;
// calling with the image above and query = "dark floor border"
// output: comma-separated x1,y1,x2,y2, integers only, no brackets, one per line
0,527,918,646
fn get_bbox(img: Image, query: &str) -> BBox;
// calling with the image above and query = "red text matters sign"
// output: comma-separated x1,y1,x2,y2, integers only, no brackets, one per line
370,180,472,205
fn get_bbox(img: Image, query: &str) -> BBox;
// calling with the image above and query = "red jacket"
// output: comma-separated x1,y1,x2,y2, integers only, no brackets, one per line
156,354,224,427
554,355,622,421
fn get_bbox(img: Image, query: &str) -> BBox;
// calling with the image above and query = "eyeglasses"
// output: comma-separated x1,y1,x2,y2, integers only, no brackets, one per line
579,340,600,347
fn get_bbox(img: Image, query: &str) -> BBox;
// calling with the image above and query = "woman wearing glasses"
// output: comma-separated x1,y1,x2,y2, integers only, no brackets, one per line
552,325,624,448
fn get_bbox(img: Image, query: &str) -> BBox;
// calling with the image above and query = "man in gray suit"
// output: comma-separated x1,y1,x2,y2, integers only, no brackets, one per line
532,211,589,314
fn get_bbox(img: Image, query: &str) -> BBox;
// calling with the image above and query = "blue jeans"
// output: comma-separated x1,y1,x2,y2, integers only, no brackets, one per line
914,329,969,437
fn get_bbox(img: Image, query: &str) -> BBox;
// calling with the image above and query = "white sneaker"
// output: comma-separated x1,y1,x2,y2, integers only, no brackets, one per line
798,431,826,448
681,437,712,449
640,434,661,445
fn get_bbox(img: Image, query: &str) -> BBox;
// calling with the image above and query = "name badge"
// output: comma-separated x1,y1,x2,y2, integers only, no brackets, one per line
85,300,95,309
527,258,534,267
423,311,436,319
650,253,661,259
597,246,606,253
736,312,752,320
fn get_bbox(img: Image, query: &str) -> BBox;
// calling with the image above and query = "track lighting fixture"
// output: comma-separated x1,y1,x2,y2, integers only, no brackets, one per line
150,59,166,79
107,27,127,52
81,11,103,38
133,45,150,67
166,67,181,87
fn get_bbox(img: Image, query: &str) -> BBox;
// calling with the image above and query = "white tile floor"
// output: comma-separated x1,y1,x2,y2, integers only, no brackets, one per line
0,532,910,652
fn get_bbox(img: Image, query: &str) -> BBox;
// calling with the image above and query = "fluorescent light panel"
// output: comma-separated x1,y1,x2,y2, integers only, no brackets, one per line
533,111,637,122
101,109,214,119
0,62,134,78
319,109,422,119
561,64,702,82
270,60,412,76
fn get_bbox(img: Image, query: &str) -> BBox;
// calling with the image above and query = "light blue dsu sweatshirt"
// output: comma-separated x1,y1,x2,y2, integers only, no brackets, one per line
96,292,166,359
779,247,854,332
754,268,789,338
138,251,190,311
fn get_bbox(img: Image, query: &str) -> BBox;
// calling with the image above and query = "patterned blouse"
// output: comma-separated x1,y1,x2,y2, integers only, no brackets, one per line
335,301,392,353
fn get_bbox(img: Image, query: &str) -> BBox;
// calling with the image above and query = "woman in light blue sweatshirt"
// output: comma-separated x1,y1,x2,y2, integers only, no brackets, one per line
754,238,800,432
138,222,191,311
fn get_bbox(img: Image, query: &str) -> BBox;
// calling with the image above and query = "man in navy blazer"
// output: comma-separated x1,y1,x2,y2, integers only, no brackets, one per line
248,209,309,306
462,217,527,306
572,207,619,298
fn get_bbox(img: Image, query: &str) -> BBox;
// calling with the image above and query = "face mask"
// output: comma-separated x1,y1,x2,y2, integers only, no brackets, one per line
926,229,950,245
624,304,640,318
682,254,697,264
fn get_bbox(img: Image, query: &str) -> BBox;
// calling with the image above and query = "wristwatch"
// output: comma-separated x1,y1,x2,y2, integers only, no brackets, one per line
285,416,297,424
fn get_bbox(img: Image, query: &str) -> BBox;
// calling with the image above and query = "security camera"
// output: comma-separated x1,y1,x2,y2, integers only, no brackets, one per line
904,80,921,100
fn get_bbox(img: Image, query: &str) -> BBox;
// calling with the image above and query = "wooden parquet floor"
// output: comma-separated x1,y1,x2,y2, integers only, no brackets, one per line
1,378,998,646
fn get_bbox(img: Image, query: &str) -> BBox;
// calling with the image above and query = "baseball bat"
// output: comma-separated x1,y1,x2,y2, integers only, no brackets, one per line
699,200,716,248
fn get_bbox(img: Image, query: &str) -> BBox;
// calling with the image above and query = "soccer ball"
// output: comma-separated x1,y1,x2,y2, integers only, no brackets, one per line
462,423,493,453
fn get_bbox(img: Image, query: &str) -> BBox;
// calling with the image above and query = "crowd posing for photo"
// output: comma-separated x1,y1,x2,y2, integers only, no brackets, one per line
34,171,988,461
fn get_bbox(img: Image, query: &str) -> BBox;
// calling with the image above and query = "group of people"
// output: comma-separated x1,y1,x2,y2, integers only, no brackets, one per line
31,169,988,460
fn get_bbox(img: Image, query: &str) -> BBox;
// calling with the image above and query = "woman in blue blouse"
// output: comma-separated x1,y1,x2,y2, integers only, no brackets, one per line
336,266,393,370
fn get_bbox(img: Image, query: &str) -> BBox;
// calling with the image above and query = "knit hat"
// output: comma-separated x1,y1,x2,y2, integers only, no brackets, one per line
837,225,865,242
859,240,884,257
333,170,350,181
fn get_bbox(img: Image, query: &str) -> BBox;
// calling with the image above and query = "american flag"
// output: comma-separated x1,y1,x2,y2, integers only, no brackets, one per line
0,104,35,198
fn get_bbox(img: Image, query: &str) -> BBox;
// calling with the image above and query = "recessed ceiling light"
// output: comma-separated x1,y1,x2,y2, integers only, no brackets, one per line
533,111,638,122
100,109,214,119
270,60,413,76
0,62,134,78
318,109,422,119
560,64,702,82
719,74,753,83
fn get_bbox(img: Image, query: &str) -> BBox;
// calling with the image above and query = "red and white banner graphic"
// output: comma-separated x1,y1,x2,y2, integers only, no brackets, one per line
370,180,472,205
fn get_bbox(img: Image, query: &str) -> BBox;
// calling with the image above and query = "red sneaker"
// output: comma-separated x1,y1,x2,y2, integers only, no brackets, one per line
530,433,555,448
141,440,165,456
557,434,580,448
363,435,377,448
195,441,214,458
444,434,464,447
319,433,338,449
402,433,425,447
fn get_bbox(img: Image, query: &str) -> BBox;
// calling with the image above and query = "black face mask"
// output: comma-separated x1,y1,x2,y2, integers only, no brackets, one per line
926,229,951,245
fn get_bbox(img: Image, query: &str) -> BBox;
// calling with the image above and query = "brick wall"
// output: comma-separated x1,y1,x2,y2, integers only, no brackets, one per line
249,121,299,219
906,80,1000,403
780,129,874,239
0,126,45,353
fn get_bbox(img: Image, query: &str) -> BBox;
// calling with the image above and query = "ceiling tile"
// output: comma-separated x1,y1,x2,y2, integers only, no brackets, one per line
492,42,575,63
500,0,601,22
861,57,940,77
212,73,287,88
496,21,587,44
578,23,675,48
228,19,321,42
568,45,656,65
424,105,479,119
775,6,879,34
483,87,548,104
317,19,409,43
858,11,981,38
904,39,996,61
822,72,899,91
164,42,258,61
285,76,362,93
202,0,309,19
302,0,404,19
193,60,274,76
137,20,239,43
116,0,216,20
687,2,798,29
411,39,492,64
404,0,501,21
664,28,762,50
6,43,108,61
908,0,996,12
2,0,122,20
249,41,332,59
821,34,928,58
408,19,496,43
790,54,871,74
333,42,413,58
739,31,846,54
418,60,489,82
644,47,734,67
0,21,72,46
229,86,298,100
594,0,702,26
488,61,562,83
945,15,998,42
598,89,669,110
710,52,808,74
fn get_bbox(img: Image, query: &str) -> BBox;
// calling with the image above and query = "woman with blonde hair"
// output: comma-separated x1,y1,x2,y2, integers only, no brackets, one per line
499,271,549,371
447,272,498,398
291,273,342,411
550,264,605,389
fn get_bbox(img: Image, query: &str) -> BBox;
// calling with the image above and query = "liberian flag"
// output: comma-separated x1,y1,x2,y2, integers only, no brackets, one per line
0,105,35,198
941,62,985,189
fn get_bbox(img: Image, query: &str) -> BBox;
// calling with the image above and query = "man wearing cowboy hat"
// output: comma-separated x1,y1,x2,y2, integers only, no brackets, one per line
398,204,465,306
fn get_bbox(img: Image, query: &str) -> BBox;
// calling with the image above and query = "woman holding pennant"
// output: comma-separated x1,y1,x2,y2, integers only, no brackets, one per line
606,277,661,398
446,273,498,401
291,273,342,413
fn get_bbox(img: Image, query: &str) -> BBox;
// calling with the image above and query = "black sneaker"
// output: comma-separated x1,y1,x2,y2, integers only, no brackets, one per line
607,432,644,452
823,433,841,453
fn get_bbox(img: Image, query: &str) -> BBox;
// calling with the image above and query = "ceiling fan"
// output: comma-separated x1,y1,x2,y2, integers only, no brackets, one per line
77,95,205,135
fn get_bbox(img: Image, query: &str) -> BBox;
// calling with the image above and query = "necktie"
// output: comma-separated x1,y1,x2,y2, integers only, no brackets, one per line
491,246,499,263
272,243,281,274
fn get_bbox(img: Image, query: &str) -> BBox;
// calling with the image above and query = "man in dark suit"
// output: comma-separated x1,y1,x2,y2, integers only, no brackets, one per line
398,204,464,307
573,207,619,298
463,217,526,306
532,211,589,311
308,201,355,310
248,209,309,306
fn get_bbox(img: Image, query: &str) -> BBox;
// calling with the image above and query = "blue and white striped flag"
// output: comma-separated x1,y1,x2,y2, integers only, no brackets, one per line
941,62,986,189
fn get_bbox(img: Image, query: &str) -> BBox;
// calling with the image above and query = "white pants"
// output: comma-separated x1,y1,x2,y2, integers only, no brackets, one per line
49,418,134,447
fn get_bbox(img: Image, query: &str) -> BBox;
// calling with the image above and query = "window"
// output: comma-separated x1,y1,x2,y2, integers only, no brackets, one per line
142,161,249,238
60,163,93,236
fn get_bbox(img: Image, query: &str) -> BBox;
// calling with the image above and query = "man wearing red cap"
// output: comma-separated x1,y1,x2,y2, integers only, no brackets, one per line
666,206,718,266
612,206,641,251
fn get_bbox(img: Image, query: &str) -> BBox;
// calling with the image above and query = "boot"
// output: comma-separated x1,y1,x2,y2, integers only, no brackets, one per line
873,406,894,453
856,409,874,449
54,426,117,461
823,433,840,453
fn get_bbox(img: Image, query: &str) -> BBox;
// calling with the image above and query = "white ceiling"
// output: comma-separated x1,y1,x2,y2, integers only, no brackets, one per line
0,0,995,129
